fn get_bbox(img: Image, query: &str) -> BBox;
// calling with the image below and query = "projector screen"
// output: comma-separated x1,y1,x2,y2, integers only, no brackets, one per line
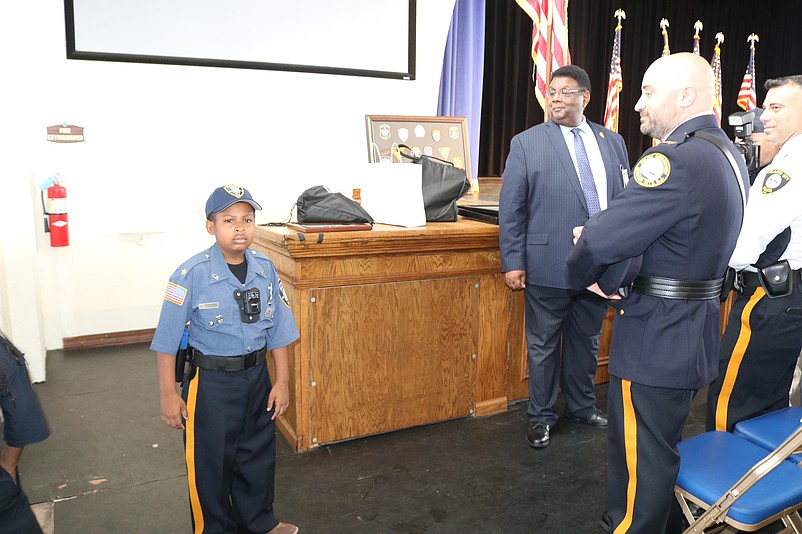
65,0,416,80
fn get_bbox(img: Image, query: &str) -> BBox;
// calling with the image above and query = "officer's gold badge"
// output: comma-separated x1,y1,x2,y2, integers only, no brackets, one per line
633,153,671,187
762,170,790,195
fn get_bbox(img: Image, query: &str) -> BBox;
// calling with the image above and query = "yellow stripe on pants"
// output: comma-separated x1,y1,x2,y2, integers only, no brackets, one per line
715,288,765,431
185,370,204,533
615,379,637,534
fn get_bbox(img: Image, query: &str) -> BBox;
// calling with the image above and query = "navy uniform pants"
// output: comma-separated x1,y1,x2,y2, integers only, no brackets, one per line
607,376,691,534
182,360,278,534
706,285,802,432
0,468,42,534
524,284,608,425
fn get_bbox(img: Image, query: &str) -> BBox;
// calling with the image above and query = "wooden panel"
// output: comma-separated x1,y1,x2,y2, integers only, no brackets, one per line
307,278,478,446
506,290,529,401
594,308,613,384
475,274,511,405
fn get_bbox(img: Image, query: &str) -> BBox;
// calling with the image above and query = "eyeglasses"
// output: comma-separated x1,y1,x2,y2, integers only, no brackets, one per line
546,88,586,98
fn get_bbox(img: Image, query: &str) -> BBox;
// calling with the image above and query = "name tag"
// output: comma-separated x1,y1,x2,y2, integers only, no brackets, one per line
199,302,219,309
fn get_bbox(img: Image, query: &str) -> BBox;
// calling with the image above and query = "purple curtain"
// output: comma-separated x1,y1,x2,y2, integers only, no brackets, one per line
437,0,486,180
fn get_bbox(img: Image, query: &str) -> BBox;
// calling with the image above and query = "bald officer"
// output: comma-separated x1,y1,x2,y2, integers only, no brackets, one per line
707,75,802,433
566,53,747,533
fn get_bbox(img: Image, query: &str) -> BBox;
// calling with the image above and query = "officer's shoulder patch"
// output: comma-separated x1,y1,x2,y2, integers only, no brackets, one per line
761,169,791,195
278,279,291,309
633,152,671,188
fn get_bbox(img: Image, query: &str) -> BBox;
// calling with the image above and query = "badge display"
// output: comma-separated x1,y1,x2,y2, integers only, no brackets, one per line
365,115,473,185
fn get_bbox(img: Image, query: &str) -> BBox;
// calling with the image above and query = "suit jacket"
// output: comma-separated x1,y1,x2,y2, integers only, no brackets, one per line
499,119,630,289
565,114,748,389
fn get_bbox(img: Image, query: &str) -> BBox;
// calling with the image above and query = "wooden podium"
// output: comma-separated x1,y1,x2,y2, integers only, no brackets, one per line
252,220,556,451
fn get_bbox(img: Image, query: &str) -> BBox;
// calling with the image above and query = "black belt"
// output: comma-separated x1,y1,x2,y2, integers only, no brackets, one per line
189,348,266,371
739,269,802,288
631,274,724,300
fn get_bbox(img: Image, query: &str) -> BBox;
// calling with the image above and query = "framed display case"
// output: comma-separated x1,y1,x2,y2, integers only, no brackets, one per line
365,115,472,183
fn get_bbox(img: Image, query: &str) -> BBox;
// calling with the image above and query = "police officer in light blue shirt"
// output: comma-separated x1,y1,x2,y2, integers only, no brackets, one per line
151,184,301,534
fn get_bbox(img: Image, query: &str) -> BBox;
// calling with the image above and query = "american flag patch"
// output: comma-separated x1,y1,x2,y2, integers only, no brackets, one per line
164,282,188,306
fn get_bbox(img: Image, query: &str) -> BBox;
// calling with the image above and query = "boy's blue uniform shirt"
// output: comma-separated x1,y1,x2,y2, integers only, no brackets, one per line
150,244,299,356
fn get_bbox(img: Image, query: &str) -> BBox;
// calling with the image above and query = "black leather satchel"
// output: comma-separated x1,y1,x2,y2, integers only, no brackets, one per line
296,185,374,224
398,144,471,222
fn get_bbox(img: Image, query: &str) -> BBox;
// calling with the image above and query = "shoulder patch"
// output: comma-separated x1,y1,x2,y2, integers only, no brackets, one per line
164,281,188,306
762,170,791,195
634,153,671,188
278,279,291,309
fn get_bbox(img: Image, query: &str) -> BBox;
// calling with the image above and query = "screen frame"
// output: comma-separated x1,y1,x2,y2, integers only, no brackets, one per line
63,1,417,80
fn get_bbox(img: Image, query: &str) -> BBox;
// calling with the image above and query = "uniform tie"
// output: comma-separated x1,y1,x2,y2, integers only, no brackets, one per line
572,128,601,216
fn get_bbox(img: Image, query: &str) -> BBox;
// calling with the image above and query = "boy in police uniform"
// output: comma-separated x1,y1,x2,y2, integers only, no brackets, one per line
0,332,49,534
151,185,300,534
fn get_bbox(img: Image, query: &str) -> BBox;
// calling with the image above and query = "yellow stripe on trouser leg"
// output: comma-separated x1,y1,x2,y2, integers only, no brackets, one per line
185,369,204,533
715,288,765,431
614,379,637,534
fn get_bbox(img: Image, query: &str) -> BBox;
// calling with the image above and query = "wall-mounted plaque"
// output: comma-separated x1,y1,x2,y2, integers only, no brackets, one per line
365,115,471,183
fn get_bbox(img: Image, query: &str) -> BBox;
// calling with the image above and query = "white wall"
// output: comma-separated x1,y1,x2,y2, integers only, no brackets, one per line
1,1,458,381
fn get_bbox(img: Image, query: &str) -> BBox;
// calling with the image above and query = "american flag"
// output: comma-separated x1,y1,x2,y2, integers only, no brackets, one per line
711,33,724,125
516,0,572,113
164,281,188,306
737,35,759,111
603,10,625,132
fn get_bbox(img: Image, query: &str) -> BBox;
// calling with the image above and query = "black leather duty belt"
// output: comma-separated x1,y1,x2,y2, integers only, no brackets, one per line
189,348,266,371
739,269,802,288
631,274,724,300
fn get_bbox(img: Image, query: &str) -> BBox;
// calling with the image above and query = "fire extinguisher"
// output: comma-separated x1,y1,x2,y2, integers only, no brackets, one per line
42,179,69,247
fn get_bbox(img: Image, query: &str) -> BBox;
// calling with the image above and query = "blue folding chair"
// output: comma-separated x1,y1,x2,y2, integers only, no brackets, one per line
675,422,802,533
734,406,802,465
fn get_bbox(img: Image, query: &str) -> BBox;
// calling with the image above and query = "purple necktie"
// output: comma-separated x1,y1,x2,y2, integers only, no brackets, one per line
572,128,601,216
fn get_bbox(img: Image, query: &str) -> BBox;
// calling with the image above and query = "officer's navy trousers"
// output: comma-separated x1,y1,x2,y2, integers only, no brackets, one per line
182,360,278,534
607,376,690,534
707,285,802,432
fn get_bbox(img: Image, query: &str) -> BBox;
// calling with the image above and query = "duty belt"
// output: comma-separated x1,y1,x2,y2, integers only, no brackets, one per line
631,274,724,300
189,348,266,371
739,269,802,288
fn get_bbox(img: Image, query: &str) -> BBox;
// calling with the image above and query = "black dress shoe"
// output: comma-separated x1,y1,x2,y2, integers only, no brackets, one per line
564,409,608,427
526,421,550,448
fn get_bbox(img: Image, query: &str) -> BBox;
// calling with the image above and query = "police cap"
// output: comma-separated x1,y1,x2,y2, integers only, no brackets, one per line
205,184,262,218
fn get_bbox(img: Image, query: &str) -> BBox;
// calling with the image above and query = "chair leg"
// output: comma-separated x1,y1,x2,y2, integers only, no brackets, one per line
783,511,802,533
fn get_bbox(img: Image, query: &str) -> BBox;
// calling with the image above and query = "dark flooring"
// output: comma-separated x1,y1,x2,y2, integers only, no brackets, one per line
8,343,791,533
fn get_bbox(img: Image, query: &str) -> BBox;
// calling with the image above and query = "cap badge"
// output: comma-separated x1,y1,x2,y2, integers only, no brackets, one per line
223,184,245,199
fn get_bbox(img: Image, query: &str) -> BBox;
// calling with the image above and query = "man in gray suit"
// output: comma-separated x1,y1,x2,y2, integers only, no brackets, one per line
499,65,630,448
